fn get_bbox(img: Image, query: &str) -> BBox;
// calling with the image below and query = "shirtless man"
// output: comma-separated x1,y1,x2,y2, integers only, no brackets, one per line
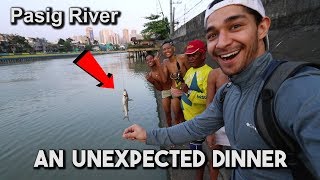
145,54,173,126
206,68,229,104
161,40,190,124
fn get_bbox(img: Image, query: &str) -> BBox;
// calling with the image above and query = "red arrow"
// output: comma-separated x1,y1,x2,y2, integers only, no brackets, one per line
73,50,114,89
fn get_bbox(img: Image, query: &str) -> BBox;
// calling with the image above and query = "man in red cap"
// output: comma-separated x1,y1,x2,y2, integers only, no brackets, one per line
180,40,212,121
179,39,214,180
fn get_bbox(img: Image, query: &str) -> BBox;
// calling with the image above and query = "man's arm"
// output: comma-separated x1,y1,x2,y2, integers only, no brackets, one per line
146,86,226,145
206,70,218,107
159,60,169,84
206,68,229,106
123,87,226,146
275,67,320,177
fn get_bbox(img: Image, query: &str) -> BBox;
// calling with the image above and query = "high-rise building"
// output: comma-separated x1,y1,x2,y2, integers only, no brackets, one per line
72,35,89,44
85,27,94,43
99,29,110,44
109,30,115,44
122,29,129,43
114,33,120,45
97,29,122,45
130,29,137,40
99,31,104,44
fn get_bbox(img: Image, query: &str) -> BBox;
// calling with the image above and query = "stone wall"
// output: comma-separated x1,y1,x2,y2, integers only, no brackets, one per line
171,0,320,66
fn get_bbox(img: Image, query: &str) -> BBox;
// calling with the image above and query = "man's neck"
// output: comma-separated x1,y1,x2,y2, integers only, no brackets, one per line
194,62,206,69
169,55,176,62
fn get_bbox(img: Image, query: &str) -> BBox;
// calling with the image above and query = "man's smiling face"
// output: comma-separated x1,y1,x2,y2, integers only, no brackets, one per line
206,5,268,76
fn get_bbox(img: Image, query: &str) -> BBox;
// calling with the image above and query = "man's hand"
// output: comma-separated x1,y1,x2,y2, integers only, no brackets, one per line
206,134,216,149
180,83,189,93
154,52,161,66
122,124,147,143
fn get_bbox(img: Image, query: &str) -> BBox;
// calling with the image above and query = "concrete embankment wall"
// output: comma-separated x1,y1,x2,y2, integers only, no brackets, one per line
172,0,320,66
0,54,81,65
0,51,123,65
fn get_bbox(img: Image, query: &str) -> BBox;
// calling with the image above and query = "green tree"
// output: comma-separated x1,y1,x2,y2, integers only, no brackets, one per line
113,44,120,50
9,35,32,53
141,14,169,40
57,38,73,52
64,38,73,52
85,44,92,51
58,38,65,45
57,38,65,52
0,41,10,53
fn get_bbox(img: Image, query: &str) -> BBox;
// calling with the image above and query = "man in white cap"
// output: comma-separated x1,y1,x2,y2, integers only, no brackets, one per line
123,0,320,179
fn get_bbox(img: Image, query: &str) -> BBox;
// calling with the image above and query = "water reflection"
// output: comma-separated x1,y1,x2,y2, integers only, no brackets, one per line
0,53,166,180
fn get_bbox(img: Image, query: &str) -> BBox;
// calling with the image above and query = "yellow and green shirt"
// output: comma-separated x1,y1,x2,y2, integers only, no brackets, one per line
181,64,212,121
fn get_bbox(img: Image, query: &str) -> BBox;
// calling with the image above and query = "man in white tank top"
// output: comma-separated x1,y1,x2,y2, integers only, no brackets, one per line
205,68,231,180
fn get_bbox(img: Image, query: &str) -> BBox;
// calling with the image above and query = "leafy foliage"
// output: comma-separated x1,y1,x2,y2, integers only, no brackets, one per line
85,44,92,51
141,14,169,40
58,38,73,52
7,35,32,53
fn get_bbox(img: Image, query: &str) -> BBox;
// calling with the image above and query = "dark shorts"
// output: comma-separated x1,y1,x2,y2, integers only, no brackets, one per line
189,139,205,150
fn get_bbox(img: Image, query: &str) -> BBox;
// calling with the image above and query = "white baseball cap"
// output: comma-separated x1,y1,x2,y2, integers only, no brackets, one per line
204,0,269,50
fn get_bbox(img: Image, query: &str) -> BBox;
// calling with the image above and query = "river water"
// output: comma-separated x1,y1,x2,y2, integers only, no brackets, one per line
0,53,167,180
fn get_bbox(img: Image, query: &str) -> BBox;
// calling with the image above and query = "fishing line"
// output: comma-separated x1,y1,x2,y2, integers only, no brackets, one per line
119,53,127,90
118,52,135,124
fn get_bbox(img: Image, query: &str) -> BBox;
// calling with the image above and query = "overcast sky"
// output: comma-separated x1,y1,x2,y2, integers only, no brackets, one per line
0,0,168,42
1,0,213,42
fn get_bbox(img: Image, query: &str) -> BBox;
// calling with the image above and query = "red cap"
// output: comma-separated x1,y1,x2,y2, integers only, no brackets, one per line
184,40,206,54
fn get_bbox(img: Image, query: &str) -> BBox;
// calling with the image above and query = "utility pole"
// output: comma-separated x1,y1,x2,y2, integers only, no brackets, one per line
173,7,175,29
184,4,186,24
170,0,173,36
170,0,182,37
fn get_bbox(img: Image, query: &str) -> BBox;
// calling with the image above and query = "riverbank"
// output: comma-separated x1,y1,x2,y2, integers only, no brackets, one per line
0,51,126,65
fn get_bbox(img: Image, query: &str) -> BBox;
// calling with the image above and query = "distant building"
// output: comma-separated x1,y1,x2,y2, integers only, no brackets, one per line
99,29,121,45
99,29,110,44
122,29,129,43
72,35,89,44
46,42,59,53
99,31,105,44
27,37,47,52
92,45,100,51
136,34,143,40
130,29,137,39
72,36,78,42
109,30,115,44
85,27,94,43
114,33,120,45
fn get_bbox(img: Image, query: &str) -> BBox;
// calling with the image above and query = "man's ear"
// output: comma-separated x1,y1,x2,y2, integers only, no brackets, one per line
172,46,176,52
258,17,271,40
201,52,206,60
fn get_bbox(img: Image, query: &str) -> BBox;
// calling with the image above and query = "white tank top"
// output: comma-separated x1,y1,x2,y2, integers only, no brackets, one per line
215,127,230,146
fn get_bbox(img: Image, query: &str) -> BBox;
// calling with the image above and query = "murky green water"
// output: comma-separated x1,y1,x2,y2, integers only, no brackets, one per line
0,53,166,180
